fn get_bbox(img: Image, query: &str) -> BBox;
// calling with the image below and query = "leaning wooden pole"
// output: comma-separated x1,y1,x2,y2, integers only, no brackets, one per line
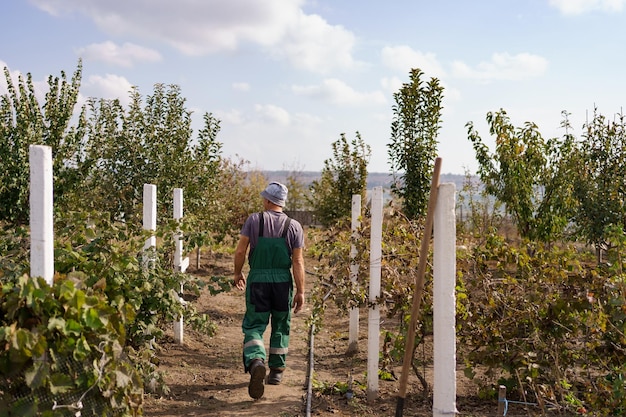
395,157,442,417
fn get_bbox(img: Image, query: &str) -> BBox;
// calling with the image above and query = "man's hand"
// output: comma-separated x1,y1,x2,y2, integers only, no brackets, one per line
292,292,305,313
233,235,249,291
234,272,246,290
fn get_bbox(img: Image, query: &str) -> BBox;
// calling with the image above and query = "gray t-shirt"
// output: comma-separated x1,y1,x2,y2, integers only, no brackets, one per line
241,210,304,259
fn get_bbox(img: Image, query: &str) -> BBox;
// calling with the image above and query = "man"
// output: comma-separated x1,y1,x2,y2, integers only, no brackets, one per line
233,181,305,400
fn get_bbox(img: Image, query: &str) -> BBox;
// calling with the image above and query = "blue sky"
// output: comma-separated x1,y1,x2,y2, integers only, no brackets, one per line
2,0,626,174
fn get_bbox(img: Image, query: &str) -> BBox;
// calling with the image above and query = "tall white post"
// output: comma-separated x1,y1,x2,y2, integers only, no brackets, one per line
433,183,457,417
143,184,157,269
29,145,54,286
173,188,189,344
348,194,361,354
367,187,383,402
173,188,189,272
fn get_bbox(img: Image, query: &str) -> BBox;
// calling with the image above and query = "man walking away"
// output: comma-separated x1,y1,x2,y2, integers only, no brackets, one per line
233,181,305,399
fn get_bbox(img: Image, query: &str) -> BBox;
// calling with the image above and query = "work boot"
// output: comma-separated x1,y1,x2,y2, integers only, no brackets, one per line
248,359,266,399
267,369,283,385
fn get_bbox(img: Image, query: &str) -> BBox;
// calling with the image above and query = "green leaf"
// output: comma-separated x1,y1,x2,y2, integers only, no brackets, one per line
73,335,91,361
64,319,82,336
47,317,66,333
49,372,74,394
71,289,86,310
24,360,50,389
84,307,104,329
11,328,37,359
58,279,76,301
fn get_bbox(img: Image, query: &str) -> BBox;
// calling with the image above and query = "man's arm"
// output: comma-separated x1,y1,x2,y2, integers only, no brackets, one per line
291,247,305,313
233,235,250,290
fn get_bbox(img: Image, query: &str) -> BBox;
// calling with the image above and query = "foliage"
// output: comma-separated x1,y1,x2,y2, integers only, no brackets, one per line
1,62,226,242
209,158,267,239
0,62,90,224
176,112,223,217
53,210,216,345
457,229,626,415
455,168,503,243
569,109,626,258
309,198,626,414
309,132,370,227
0,274,142,416
307,204,434,389
387,68,444,220
283,163,311,211
0,211,216,415
87,86,224,229
467,109,576,242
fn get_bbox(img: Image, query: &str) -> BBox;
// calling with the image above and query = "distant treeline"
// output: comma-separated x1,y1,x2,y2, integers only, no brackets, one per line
262,171,468,191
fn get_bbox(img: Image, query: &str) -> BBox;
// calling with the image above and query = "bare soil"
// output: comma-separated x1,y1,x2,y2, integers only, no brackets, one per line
143,251,500,417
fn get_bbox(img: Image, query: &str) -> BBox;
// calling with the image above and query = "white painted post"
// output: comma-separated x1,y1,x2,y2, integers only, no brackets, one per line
143,184,157,269
367,186,383,402
173,188,189,273
173,188,189,344
433,183,457,417
348,194,361,354
29,145,54,286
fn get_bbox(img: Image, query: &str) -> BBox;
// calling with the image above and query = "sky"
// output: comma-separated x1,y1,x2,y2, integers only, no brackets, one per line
2,0,626,175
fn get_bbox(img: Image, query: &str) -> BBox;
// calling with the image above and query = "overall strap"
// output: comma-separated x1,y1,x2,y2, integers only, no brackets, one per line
258,212,291,238
258,212,264,237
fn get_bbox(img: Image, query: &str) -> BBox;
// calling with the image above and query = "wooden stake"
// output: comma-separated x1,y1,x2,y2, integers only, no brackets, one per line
395,157,442,417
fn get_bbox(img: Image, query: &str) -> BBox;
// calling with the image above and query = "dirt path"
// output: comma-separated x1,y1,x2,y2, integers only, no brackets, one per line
143,254,495,417
144,263,311,417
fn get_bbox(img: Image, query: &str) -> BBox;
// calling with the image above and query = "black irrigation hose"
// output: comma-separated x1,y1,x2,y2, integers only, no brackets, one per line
305,288,332,417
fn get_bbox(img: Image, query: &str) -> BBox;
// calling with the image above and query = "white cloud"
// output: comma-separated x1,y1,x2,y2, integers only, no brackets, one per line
292,112,323,126
76,41,162,67
444,85,462,103
380,76,404,95
82,74,134,106
292,78,386,106
381,45,446,78
216,109,245,125
254,104,291,125
31,0,358,73
549,0,625,15
271,11,359,73
451,52,548,82
30,0,294,53
232,82,250,92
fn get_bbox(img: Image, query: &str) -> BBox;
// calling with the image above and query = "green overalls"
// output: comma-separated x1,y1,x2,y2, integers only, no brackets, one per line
242,214,293,372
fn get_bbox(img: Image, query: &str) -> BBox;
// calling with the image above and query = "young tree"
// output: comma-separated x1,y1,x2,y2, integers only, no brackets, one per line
569,109,626,260
0,63,91,223
387,68,444,220
467,109,575,242
309,132,370,227
183,112,223,216
90,84,223,226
